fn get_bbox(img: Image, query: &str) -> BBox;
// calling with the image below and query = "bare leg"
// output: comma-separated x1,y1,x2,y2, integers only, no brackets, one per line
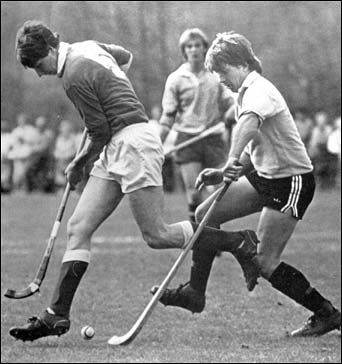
128,186,185,249
67,176,124,251
256,207,340,335
256,207,297,279
49,176,124,317
196,176,264,226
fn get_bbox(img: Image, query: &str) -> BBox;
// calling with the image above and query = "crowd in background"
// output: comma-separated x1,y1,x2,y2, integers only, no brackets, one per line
1,114,83,194
294,109,341,190
1,108,341,195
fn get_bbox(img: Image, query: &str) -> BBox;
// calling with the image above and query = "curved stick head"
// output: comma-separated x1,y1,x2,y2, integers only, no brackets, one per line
4,282,40,299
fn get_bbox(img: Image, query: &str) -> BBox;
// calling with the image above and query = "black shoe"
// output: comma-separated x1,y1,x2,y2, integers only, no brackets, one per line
232,230,260,292
150,282,205,313
9,311,70,342
290,309,341,337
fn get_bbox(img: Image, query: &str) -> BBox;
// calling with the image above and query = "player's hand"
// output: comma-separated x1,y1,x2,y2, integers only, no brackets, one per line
65,162,84,190
222,158,243,183
195,168,224,189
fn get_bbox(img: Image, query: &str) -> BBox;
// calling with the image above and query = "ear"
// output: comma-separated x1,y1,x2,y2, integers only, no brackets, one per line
239,64,249,72
49,46,58,56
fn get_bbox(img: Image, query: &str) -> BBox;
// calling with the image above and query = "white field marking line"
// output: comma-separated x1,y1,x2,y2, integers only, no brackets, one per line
2,249,32,255
92,236,142,244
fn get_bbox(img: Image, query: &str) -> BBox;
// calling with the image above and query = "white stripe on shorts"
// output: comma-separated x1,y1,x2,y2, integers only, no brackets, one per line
292,175,302,216
281,175,302,218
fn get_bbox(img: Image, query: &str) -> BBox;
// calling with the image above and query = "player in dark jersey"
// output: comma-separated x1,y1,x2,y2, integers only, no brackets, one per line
9,21,260,342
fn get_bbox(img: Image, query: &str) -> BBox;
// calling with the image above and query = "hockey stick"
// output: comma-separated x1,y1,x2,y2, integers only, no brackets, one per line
108,181,231,346
164,122,225,157
4,129,88,299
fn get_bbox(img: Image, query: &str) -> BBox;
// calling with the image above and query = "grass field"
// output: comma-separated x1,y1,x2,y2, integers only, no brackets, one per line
1,187,341,363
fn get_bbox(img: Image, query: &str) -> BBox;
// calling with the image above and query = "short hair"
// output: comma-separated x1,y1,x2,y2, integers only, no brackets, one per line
15,20,59,68
205,32,262,74
179,28,209,59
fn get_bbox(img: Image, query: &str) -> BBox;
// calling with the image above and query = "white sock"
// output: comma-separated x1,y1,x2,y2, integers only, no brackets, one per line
177,221,194,247
62,249,91,263
47,307,56,315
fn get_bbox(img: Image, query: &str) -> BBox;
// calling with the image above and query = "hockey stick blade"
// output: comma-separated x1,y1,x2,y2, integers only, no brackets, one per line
4,282,40,299
108,247,190,346
108,182,231,346
4,129,88,300
4,252,52,299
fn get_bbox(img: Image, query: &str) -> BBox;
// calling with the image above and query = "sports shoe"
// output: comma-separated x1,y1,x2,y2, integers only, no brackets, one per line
150,282,205,313
9,310,70,342
290,308,341,337
232,230,260,292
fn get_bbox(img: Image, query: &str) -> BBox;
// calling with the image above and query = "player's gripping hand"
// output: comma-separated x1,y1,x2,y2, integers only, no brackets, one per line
195,168,224,189
222,158,243,183
65,161,84,190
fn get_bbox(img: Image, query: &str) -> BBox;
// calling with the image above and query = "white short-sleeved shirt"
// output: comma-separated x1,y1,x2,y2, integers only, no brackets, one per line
161,64,232,134
235,71,313,178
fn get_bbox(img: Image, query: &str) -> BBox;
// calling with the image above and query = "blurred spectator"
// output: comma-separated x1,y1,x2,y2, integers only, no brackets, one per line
1,120,14,193
25,116,55,192
308,111,336,189
53,120,78,188
327,116,341,159
8,113,39,190
294,108,313,148
327,116,341,187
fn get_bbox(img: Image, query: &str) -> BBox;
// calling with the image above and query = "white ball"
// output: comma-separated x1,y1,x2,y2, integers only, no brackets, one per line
81,325,95,340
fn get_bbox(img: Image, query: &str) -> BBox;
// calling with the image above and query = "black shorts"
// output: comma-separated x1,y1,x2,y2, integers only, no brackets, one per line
246,171,316,220
174,132,228,167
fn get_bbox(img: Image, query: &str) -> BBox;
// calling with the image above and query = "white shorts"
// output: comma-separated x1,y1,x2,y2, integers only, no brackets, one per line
90,123,164,193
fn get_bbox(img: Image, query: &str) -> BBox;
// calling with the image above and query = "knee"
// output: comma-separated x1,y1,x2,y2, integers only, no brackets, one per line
142,229,167,250
255,253,281,280
67,217,91,249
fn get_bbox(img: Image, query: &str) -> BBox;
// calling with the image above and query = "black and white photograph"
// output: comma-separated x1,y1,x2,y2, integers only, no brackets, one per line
1,1,341,362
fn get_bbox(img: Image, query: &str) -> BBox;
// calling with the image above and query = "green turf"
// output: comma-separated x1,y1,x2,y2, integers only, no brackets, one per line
1,188,341,363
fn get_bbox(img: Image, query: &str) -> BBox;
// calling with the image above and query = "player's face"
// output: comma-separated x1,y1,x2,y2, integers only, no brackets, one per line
33,49,58,77
184,38,206,64
215,64,249,92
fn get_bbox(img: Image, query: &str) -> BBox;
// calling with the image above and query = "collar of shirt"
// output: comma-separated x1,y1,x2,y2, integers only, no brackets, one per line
237,70,260,106
57,42,71,78
177,63,207,79
238,70,260,93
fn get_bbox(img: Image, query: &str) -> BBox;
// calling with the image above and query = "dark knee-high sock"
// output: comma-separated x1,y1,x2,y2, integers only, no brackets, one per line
191,222,245,252
50,259,88,317
269,262,336,315
190,247,217,295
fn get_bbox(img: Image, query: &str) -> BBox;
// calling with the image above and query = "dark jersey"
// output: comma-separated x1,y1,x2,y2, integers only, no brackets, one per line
58,41,148,144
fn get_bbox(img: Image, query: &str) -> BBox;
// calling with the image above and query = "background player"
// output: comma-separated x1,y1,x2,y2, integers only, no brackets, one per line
159,28,235,222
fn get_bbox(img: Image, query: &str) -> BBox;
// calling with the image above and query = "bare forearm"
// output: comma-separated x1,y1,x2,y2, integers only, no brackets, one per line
228,113,259,160
159,114,175,143
72,137,105,167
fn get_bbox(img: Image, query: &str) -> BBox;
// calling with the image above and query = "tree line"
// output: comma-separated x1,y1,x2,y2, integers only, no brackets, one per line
1,1,341,129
